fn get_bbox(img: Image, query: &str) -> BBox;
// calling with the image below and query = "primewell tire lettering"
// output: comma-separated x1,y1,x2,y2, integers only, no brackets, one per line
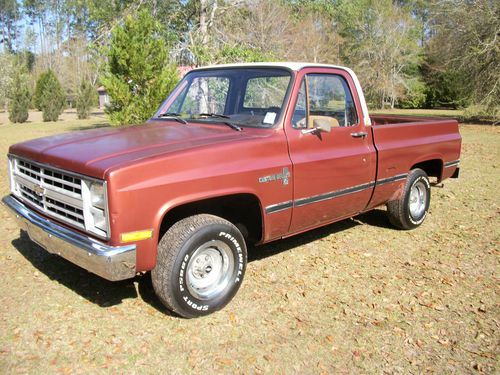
218,231,242,252
219,231,244,283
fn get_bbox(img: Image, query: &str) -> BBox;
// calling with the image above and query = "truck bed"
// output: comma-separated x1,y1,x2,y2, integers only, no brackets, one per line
366,115,461,210
370,114,453,126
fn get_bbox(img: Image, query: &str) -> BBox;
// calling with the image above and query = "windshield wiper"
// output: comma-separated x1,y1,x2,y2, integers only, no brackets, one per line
158,112,188,124
198,113,231,119
196,113,242,131
221,121,242,131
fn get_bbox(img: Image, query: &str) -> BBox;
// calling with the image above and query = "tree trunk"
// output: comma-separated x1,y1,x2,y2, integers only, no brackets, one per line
199,0,209,45
0,26,5,53
199,0,217,46
197,0,214,109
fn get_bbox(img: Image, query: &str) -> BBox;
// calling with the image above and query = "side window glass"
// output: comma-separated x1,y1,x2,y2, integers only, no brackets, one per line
292,80,307,128
292,74,358,129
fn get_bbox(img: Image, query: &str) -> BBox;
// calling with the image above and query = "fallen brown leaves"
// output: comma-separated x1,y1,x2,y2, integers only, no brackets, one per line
0,122,498,374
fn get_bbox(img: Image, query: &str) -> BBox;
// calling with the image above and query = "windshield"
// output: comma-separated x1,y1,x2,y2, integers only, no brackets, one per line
156,68,292,128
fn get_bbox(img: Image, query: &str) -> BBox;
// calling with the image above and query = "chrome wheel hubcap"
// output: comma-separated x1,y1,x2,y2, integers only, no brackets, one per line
409,181,427,219
186,240,234,300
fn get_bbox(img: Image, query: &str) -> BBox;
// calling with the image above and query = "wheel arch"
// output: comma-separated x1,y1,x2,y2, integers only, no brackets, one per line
156,192,264,246
409,157,444,182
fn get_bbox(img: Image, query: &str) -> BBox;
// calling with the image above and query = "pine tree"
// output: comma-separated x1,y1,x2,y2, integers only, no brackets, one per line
8,68,31,123
101,9,179,125
33,71,52,111
39,70,66,122
76,80,96,119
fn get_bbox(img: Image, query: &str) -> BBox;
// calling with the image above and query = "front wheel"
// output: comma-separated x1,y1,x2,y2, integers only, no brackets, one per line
387,168,431,230
152,214,247,318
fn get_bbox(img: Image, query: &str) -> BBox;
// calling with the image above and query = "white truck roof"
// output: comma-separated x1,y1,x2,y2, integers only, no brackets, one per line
194,62,372,126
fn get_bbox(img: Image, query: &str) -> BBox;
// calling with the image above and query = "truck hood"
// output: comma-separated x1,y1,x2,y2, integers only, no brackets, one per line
9,120,256,179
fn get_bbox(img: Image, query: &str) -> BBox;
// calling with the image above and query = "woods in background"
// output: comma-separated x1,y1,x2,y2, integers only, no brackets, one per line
0,0,498,124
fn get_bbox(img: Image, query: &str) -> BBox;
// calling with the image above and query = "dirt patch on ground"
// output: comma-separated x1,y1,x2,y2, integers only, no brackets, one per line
0,118,498,373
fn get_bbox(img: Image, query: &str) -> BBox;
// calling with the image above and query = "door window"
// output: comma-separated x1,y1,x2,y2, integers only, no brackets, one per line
292,80,308,128
292,74,358,129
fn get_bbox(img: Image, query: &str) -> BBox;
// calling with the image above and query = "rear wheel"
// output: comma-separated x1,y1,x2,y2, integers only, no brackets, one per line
152,214,247,318
387,168,431,230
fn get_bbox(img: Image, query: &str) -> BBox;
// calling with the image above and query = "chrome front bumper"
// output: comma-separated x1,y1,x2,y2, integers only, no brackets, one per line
2,195,136,281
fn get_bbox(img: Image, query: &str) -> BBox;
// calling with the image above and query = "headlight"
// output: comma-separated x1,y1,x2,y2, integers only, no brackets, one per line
91,207,107,231
83,180,109,238
90,182,105,208
7,156,15,194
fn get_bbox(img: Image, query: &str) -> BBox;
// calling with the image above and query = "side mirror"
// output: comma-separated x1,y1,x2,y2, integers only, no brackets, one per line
301,118,332,135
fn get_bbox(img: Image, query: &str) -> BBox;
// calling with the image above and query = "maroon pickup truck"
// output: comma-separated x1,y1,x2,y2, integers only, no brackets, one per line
3,63,461,318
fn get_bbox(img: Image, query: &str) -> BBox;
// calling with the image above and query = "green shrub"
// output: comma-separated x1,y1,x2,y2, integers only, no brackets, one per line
39,70,66,122
8,69,31,123
423,68,471,109
463,105,500,124
76,80,96,119
399,78,427,109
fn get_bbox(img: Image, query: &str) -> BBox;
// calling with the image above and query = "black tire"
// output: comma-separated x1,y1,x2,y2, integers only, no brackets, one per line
152,214,247,318
387,168,431,230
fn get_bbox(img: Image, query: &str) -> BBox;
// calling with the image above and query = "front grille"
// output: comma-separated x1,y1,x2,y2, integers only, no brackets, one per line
12,158,86,230
19,185,43,207
46,197,85,226
18,159,82,197
10,156,109,239
17,160,41,181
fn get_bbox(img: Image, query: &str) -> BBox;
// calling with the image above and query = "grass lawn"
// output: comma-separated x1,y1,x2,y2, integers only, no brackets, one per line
0,110,498,373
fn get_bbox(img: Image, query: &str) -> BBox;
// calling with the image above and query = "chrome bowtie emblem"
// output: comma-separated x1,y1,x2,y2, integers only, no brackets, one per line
259,167,291,185
33,184,45,196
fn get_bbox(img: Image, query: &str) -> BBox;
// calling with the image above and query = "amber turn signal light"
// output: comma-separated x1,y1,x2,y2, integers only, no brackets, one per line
120,230,153,243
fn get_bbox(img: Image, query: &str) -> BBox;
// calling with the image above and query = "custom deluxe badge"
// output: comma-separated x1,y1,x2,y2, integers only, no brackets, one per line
259,167,290,185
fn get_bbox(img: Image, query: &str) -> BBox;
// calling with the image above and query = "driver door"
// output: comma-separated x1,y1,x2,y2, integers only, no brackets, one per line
284,68,377,233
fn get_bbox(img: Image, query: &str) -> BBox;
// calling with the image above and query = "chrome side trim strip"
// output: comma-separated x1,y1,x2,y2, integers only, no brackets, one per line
375,173,408,186
294,181,375,207
265,201,293,214
265,172,410,214
2,195,136,281
444,160,460,168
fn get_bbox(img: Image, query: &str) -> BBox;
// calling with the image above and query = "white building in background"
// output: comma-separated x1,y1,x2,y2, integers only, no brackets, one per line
97,86,109,109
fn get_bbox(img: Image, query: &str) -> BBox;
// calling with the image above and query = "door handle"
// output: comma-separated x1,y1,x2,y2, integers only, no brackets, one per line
351,131,368,138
